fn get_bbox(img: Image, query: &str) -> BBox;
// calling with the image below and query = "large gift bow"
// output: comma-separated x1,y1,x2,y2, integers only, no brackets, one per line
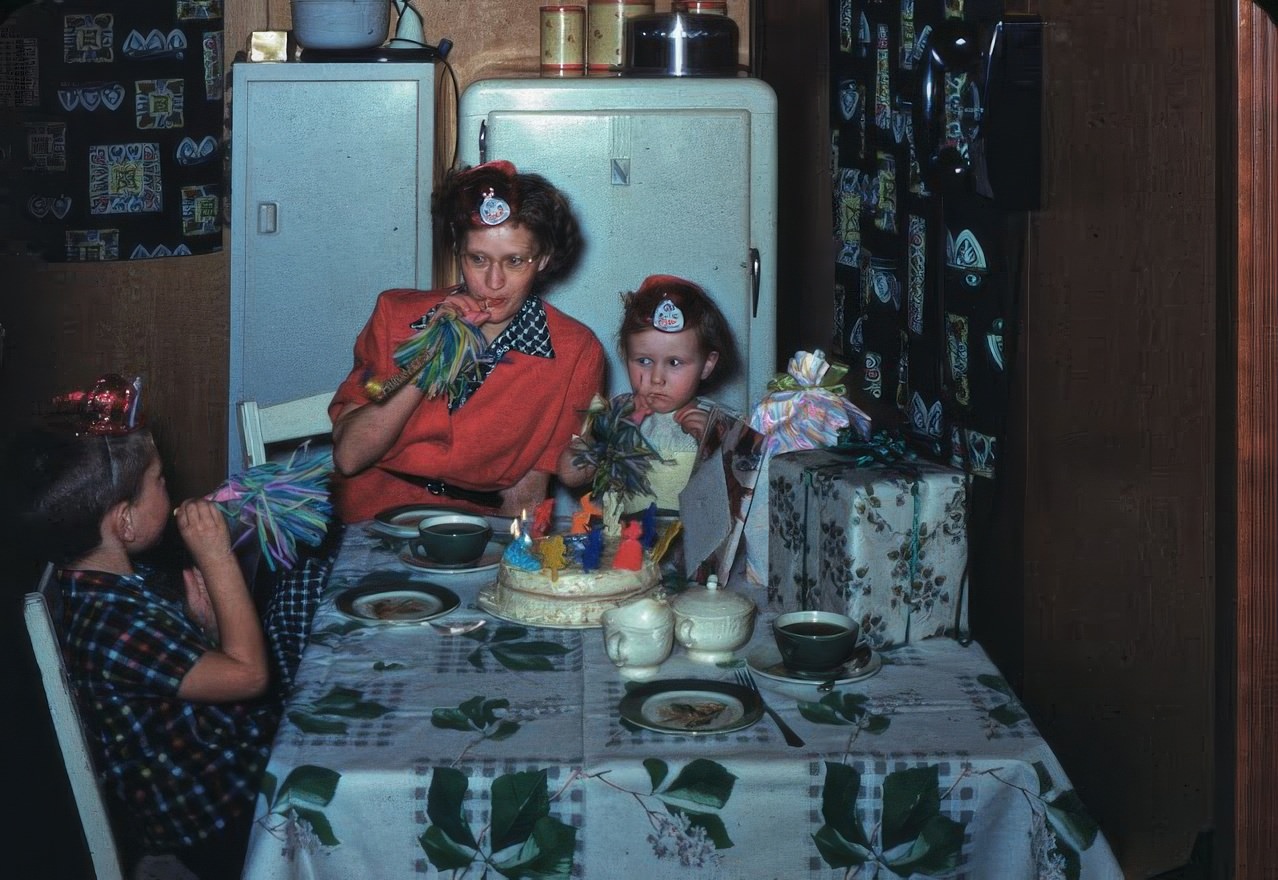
749,349,872,456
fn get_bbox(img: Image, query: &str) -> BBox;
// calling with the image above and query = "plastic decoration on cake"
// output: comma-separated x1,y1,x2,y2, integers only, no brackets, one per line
208,444,334,572
363,308,488,405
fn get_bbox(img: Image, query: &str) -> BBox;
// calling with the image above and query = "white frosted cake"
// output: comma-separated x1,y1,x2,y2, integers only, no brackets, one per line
479,537,662,628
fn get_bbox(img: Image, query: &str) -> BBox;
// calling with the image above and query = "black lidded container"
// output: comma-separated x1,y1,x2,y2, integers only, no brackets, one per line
622,11,740,77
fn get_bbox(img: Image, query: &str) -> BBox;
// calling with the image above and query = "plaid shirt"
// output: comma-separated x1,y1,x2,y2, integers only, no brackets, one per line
57,567,279,851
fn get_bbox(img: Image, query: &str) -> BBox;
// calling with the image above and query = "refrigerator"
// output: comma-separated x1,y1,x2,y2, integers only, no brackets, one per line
826,0,1042,482
457,77,778,417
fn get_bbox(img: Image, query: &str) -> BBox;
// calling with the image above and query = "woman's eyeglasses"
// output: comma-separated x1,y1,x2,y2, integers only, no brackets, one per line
461,252,539,273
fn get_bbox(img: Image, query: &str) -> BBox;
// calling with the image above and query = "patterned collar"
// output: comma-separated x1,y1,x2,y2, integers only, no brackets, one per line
442,293,555,411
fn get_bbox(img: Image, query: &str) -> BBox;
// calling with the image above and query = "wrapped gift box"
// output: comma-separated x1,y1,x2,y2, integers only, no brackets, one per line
767,448,969,648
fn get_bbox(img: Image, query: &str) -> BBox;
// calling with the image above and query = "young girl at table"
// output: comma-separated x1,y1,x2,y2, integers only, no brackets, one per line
564,274,740,513
2,375,309,880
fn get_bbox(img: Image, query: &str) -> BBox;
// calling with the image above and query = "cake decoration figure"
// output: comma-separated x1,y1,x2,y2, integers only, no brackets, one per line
613,521,645,571
540,535,568,581
581,526,604,572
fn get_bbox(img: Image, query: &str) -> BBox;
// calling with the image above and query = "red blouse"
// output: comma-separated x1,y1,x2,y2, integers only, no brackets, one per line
330,288,606,523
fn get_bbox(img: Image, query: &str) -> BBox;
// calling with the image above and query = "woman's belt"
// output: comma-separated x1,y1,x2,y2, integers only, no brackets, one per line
382,468,502,508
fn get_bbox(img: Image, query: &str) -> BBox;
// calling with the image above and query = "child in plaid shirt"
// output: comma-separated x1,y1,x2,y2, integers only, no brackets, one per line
4,380,320,879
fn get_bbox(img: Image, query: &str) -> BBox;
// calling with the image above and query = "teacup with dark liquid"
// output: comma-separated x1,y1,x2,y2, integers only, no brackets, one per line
772,610,861,676
413,513,493,566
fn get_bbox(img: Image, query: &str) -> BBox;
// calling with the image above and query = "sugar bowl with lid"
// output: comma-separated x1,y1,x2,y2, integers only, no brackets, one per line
670,574,756,663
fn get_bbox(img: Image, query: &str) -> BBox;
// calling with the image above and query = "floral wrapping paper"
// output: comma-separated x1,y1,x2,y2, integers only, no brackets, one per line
0,0,225,261
767,448,968,647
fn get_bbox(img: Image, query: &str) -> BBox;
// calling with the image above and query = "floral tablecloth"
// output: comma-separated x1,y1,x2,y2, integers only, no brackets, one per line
242,529,1121,880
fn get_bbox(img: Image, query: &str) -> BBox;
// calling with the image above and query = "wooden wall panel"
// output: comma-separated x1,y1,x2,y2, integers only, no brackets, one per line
1022,1,1216,875
1229,6,1278,877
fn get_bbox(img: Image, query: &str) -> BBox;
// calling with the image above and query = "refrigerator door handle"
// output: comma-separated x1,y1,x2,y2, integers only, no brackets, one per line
749,247,760,318
478,120,488,165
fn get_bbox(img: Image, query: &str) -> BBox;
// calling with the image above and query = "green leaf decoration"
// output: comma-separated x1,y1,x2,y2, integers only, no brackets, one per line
1060,841,1083,880
862,714,891,735
276,764,341,811
882,813,965,876
643,758,670,793
665,804,734,850
287,710,349,735
427,767,480,850
259,770,278,807
373,661,405,671
1032,760,1054,796
491,770,552,852
1045,789,1100,852
467,646,486,668
812,825,873,868
976,673,1016,698
881,765,942,851
431,708,475,732
490,624,531,643
798,699,852,726
494,816,577,880
420,824,478,872
311,686,393,719
291,805,341,848
659,758,737,809
989,702,1028,726
490,641,570,671
489,719,522,741
819,762,870,849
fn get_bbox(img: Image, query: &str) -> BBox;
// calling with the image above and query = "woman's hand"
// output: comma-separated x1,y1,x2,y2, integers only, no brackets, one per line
673,403,710,444
434,291,493,326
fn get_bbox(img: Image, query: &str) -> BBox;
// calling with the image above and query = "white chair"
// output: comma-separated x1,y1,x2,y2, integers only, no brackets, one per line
238,391,335,467
24,565,196,880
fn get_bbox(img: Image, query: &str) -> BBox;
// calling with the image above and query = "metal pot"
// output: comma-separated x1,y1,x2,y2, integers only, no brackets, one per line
622,10,739,77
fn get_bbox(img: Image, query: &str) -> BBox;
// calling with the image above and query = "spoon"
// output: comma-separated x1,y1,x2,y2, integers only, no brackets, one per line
816,644,874,692
428,618,487,635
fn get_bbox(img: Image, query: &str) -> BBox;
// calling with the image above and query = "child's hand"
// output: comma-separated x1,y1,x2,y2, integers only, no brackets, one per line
173,499,234,567
182,567,221,643
674,404,710,443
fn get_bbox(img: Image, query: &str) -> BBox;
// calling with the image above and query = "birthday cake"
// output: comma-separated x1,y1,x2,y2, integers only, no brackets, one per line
478,511,667,628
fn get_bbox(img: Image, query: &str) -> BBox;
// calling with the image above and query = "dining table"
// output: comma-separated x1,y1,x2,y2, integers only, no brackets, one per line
241,526,1123,880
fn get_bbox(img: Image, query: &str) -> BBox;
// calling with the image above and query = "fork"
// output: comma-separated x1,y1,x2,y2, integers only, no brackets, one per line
733,667,805,748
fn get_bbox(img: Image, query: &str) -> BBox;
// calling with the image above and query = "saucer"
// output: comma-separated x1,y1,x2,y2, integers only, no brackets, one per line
746,643,882,687
397,540,504,576
371,503,513,541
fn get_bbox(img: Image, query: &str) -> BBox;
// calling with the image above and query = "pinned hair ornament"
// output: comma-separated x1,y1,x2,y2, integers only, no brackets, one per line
652,297,685,333
50,373,145,436
478,187,511,226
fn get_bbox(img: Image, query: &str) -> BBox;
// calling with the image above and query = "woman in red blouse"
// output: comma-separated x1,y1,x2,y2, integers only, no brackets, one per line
330,162,605,522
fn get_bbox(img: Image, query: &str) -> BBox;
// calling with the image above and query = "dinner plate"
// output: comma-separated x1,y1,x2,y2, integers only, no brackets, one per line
396,540,505,576
335,583,460,623
746,643,883,687
371,503,514,541
619,678,763,735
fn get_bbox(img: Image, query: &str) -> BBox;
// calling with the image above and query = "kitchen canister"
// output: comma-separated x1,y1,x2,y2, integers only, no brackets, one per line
673,0,728,13
291,0,390,50
587,0,654,76
541,5,586,76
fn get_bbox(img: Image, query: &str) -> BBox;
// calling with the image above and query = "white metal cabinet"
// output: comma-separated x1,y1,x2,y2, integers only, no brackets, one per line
228,61,434,470
458,77,776,416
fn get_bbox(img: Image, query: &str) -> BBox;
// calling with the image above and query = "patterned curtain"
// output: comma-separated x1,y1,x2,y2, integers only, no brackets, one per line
0,0,225,261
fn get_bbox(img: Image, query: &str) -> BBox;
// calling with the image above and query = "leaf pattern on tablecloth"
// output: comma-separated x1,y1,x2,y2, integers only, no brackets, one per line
419,766,577,878
287,685,392,735
463,623,575,672
432,695,521,742
985,760,1102,880
813,762,967,876
255,764,343,859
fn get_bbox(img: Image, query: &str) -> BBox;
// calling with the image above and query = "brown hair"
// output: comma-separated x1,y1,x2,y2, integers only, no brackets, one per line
618,274,740,394
433,161,584,288
1,425,157,565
